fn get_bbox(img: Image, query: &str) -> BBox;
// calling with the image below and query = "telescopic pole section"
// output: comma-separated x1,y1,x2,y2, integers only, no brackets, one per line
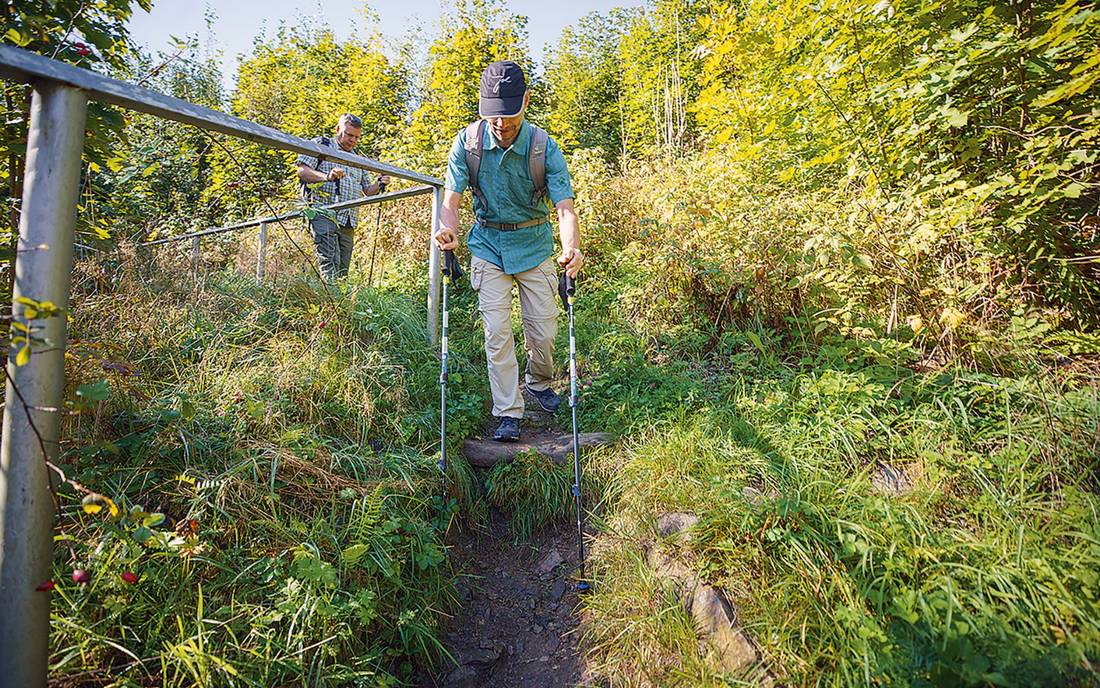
191,236,200,281
427,186,442,346
256,221,267,280
0,82,88,688
439,251,451,501
567,283,589,592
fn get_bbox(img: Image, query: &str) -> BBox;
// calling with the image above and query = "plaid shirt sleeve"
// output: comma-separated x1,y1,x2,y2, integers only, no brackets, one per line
296,136,328,170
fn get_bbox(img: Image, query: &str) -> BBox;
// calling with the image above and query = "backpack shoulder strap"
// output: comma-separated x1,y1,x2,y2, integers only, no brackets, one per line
301,136,333,199
527,124,549,206
463,121,489,212
312,136,332,170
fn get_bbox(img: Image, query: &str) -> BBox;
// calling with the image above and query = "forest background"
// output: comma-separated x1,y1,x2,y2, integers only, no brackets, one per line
1,0,1099,685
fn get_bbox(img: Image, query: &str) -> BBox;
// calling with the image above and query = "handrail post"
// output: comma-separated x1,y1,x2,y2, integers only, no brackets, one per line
427,185,442,346
0,82,88,688
256,221,267,280
191,236,200,280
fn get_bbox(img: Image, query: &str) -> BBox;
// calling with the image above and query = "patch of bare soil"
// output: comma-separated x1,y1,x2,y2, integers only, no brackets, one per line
422,510,592,688
422,392,596,688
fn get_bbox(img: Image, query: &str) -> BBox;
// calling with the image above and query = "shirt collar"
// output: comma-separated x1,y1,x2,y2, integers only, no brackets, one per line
485,120,530,155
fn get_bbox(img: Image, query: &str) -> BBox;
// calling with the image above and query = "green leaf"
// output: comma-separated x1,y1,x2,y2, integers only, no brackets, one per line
76,379,111,403
1062,183,1084,199
942,107,969,128
4,29,31,47
744,331,766,354
179,398,196,421
341,543,370,564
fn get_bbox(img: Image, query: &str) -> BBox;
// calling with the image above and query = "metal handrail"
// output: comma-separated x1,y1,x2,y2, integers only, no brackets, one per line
140,185,435,246
0,45,443,187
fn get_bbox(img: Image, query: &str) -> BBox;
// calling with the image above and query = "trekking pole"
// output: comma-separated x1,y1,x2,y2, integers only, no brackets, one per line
367,178,386,286
560,272,590,592
439,249,463,502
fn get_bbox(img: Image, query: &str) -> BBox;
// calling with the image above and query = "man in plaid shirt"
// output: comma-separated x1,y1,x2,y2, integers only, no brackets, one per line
296,113,390,281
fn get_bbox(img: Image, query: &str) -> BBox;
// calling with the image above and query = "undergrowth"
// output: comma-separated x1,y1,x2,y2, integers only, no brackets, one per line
53,268,488,686
579,330,1100,686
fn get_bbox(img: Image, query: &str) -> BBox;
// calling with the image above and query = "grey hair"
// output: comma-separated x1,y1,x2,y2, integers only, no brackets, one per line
338,113,363,129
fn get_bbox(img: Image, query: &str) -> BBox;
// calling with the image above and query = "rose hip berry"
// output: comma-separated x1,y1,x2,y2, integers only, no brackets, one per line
36,580,55,591
71,569,90,584
121,571,139,585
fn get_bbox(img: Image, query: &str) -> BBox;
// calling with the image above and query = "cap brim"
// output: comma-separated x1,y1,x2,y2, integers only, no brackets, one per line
479,95,525,118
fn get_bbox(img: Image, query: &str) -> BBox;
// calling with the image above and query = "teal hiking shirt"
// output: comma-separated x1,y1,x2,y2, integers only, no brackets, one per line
445,121,574,275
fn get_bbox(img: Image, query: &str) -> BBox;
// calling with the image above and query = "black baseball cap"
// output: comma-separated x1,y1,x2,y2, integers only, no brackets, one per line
479,60,527,118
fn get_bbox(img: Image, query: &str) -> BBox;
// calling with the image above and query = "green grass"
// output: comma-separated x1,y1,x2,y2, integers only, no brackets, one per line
54,269,487,686
51,236,1100,687
578,330,1100,686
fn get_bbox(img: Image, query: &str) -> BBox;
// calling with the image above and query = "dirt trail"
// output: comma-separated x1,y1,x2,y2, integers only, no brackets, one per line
422,397,593,688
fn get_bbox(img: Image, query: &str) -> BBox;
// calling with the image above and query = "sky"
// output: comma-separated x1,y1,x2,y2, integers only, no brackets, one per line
127,0,644,92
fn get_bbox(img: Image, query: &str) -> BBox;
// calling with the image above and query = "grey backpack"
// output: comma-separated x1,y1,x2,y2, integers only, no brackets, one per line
463,120,549,214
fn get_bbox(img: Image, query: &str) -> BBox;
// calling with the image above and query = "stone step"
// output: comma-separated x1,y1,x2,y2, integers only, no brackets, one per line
462,432,612,468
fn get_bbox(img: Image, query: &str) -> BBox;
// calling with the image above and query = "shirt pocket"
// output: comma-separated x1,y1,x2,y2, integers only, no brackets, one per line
505,165,536,213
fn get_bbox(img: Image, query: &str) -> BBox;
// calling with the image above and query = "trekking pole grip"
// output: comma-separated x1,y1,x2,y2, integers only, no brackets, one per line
443,249,464,280
558,272,576,310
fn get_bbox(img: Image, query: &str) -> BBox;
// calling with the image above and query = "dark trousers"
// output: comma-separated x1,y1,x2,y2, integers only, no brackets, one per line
309,216,354,281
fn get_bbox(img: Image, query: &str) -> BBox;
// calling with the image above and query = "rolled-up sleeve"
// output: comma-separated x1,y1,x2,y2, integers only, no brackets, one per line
445,131,469,193
295,151,317,168
545,137,574,205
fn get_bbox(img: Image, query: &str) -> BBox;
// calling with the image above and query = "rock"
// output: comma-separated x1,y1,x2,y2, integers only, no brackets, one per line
462,432,613,467
742,486,779,510
442,665,479,688
872,462,913,495
656,511,700,539
690,585,757,674
456,646,502,672
646,543,764,678
537,549,564,575
550,579,566,602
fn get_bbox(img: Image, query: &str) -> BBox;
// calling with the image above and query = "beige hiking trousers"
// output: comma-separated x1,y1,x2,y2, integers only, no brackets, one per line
470,255,559,419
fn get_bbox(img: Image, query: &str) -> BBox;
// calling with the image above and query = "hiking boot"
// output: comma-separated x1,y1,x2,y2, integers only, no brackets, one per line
528,387,561,413
493,416,521,442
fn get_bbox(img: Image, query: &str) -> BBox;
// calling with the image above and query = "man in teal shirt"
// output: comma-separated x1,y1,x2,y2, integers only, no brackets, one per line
434,60,585,442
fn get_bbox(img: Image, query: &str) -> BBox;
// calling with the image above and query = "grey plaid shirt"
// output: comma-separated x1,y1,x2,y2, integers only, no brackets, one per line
296,136,375,227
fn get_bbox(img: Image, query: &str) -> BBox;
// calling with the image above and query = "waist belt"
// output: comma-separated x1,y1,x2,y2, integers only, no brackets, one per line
477,216,548,231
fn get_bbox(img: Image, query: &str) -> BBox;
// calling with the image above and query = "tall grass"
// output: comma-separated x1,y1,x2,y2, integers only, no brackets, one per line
579,338,1100,686
53,267,486,685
